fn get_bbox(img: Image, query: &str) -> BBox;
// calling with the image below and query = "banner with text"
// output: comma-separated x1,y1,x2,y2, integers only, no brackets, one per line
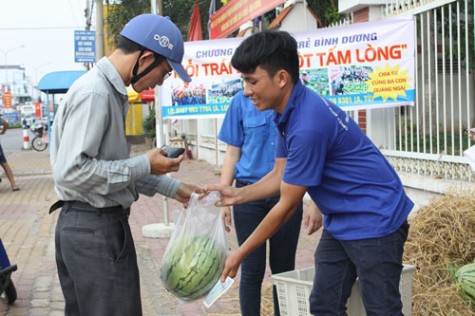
161,17,415,119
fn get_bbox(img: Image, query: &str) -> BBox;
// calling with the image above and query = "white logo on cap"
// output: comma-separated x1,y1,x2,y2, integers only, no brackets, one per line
153,34,174,50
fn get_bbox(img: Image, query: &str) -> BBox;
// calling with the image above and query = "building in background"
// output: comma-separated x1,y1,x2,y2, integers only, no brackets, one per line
0,65,35,112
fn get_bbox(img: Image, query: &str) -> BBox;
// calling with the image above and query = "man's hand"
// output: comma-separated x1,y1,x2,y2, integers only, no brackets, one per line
222,207,233,233
303,202,323,235
146,147,184,175
174,182,202,207
203,183,242,207
220,249,243,282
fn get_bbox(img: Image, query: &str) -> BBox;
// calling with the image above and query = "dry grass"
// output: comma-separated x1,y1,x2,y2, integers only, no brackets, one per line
207,192,475,315
260,282,275,316
404,192,475,315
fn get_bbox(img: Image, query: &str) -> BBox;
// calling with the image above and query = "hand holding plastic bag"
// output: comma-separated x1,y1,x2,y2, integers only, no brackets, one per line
160,192,228,301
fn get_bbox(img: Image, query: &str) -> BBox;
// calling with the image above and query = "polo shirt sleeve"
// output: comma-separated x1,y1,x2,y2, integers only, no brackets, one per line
283,129,328,187
218,95,244,147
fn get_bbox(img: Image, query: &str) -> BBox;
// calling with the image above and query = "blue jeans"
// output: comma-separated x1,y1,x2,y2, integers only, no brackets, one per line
310,221,409,316
234,181,303,316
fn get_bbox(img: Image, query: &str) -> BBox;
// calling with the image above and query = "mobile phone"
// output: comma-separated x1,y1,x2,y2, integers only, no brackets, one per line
161,145,185,158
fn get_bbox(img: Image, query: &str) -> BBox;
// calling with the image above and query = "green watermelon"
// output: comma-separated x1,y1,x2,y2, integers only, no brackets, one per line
160,234,227,301
455,262,475,300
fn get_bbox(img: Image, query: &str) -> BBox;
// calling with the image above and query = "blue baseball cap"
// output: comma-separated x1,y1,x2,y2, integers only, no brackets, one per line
121,14,191,82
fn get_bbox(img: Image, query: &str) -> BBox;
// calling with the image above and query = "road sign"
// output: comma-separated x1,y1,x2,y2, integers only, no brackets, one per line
74,30,96,63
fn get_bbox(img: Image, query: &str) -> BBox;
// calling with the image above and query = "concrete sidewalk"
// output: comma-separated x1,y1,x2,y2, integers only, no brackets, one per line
0,146,318,315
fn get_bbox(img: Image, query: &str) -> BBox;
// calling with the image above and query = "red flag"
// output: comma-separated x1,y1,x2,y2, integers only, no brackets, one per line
188,1,203,41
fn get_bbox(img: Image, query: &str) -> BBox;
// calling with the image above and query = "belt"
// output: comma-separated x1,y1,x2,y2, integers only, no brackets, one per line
235,180,254,187
49,200,125,214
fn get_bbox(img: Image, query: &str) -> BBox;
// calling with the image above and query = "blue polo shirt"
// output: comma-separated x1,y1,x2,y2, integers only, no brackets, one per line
275,81,414,240
218,92,276,183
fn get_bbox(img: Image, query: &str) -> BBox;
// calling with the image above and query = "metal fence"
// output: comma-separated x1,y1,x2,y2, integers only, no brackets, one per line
376,0,475,181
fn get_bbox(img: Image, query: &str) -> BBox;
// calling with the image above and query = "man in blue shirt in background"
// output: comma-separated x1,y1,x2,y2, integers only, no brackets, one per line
206,30,414,315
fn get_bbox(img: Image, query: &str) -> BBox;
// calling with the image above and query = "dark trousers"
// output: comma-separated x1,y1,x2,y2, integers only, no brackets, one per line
0,144,7,163
234,181,303,316
310,222,409,316
55,203,141,316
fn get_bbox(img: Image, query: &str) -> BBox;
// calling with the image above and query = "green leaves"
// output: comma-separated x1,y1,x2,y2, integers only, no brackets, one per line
104,0,342,45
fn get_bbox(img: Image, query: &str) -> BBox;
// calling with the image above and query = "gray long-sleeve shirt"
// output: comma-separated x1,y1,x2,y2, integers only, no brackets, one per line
50,57,180,208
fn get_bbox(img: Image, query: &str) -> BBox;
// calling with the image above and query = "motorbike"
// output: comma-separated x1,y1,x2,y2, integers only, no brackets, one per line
0,239,17,304
30,123,49,152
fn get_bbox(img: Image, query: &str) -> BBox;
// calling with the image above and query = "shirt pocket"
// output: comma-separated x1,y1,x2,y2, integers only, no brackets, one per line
243,116,267,128
243,116,269,142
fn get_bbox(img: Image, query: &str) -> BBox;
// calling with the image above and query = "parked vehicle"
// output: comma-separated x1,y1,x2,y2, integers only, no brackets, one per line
0,239,17,304
19,103,36,128
30,123,48,152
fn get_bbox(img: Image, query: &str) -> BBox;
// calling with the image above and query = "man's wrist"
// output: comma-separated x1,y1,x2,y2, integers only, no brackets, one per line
234,186,247,204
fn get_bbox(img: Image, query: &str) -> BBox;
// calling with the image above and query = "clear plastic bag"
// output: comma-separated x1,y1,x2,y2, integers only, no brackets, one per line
159,192,228,301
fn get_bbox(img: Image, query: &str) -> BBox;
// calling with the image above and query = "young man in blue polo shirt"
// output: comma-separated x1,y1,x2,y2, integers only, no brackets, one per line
206,30,414,315
218,91,306,316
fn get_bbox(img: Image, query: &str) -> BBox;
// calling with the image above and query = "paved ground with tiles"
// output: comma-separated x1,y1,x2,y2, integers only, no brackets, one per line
0,145,319,315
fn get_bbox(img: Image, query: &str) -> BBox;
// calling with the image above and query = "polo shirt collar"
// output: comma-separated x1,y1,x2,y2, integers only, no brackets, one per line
275,80,305,130
96,57,128,101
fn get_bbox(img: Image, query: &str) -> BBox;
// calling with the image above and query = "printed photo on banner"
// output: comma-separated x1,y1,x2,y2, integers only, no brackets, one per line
161,17,416,119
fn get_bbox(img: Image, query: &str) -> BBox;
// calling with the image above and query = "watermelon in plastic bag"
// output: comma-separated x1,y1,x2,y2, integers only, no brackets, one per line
160,192,227,301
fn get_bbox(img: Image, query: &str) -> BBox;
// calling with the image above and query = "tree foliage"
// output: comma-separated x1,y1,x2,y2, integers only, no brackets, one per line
103,0,341,46
308,0,341,26
104,0,150,47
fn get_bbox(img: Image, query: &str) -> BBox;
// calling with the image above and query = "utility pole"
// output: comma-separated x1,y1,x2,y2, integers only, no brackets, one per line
150,0,163,15
151,0,165,152
85,0,92,31
84,0,93,70
143,0,175,239
151,0,165,151
95,0,104,61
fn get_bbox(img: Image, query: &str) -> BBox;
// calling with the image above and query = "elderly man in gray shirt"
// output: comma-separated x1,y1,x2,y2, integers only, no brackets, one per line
49,15,199,316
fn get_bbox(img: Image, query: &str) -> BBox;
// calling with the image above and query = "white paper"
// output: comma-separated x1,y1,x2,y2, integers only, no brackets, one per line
463,145,475,171
203,277,234,308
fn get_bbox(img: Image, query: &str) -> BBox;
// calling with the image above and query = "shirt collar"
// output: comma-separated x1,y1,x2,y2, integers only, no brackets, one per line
96,57,128,101
274,80,306,131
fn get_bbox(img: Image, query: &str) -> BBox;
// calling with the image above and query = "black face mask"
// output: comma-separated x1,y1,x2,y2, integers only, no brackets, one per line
131,49,165,85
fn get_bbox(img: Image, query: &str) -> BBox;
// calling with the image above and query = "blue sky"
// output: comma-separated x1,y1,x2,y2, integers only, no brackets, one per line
0,0,88,84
